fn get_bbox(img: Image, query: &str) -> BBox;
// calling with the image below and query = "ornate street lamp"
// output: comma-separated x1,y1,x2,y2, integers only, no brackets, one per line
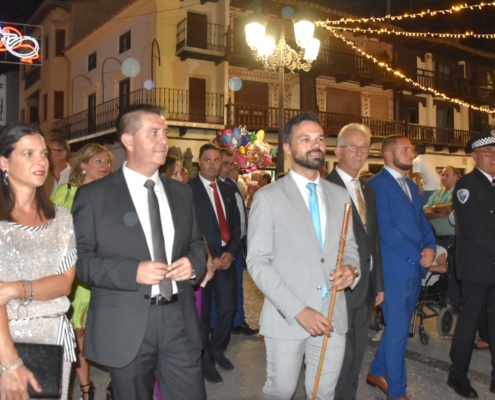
245,10,320,174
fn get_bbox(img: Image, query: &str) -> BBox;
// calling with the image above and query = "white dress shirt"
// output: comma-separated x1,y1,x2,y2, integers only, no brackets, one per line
199,173,228,246
51,165,71,194
123,162,176,296
289,169,326,244
335,166,372,278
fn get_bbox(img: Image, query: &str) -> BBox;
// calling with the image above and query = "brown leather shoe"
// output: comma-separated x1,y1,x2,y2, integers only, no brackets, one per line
386,397,409,400
366,373,388,395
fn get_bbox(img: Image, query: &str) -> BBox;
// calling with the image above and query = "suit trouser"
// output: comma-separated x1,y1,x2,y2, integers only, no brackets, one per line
449,281,495,382
334,293,372,400
108,302,205,400
210,247,245,327
259,296,346,400
202,263,237,366
370,274,421,398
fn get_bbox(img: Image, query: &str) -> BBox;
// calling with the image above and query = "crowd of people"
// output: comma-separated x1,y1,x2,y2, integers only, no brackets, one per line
0,105,494,400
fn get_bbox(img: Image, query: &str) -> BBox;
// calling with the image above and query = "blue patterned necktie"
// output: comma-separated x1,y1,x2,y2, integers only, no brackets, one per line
306,182,327,298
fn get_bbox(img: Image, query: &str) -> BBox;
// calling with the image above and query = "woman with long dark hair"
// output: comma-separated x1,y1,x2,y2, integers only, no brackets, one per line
0,122,76,399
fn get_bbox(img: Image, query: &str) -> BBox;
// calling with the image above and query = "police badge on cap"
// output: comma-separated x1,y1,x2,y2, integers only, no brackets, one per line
465,129,495,153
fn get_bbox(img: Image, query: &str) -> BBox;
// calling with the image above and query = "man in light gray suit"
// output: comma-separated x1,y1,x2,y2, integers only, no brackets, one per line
247,112,360,400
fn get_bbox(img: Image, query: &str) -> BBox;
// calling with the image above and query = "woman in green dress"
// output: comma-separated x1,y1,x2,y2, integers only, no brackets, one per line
51,143,112,400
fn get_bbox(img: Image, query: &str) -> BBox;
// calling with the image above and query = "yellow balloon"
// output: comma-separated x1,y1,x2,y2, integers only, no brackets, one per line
256,130,265,142
239,146,246,155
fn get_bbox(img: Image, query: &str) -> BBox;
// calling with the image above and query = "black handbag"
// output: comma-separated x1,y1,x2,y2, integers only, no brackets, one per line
14,343,64,399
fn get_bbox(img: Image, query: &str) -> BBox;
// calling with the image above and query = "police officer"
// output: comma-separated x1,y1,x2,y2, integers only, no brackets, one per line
448,129,495,398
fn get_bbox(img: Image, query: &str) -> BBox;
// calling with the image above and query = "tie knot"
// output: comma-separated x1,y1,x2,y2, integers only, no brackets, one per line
209,182,217,189
144,179,155,189
353,178,360,187
306,182,317,193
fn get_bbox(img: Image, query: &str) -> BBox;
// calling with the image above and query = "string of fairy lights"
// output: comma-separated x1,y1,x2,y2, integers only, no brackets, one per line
319,1,495,24
330,26,495,40
315,1,495,114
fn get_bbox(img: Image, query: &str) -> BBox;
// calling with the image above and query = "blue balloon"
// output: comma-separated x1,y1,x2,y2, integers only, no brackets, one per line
233,127,241,140
221,134,232,145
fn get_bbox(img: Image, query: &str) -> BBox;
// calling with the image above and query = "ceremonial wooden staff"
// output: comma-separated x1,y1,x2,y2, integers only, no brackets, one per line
312,202,353,400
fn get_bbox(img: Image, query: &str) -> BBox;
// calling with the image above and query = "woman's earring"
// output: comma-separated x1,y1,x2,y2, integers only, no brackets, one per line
2,171,8,186
82,170,86,175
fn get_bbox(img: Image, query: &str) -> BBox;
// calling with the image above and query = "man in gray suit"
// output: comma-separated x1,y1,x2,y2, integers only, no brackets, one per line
73,104,207,399
326,123,384,400
247,112,360,399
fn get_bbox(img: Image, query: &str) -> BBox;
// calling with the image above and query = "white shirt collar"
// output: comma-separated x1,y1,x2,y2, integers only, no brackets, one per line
122,161,161,188
476,167,495,183
384,165,406,180
289,169,321,190
335,165,358,184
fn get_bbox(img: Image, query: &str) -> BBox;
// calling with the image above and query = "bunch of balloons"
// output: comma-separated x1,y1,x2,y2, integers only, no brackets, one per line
214,126,273,172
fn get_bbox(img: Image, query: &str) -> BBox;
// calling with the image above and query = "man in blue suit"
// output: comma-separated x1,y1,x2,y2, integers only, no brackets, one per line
367,135,435,400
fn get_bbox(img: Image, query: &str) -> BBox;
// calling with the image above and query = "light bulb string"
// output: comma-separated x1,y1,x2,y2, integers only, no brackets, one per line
326,29,495,114
319,1,495,25
327,26,495,39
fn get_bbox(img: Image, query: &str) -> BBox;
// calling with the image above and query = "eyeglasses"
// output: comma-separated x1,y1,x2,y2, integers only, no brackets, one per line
47,148,63,153
338,145,371,154
222,161,235,168
475,148,495,157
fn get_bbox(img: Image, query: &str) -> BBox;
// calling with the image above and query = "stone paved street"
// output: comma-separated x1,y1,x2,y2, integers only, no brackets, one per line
71,271,494,399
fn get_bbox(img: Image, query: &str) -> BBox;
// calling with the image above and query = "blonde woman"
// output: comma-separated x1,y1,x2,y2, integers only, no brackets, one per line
51,143,112,400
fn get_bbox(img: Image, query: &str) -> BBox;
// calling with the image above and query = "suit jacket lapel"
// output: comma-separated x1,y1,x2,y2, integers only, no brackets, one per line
382,168,414,208
283,175,322,252
111,169,150,260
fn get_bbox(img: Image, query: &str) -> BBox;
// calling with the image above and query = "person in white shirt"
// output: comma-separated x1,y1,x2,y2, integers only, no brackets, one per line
44,137,71,195
412,144,441,206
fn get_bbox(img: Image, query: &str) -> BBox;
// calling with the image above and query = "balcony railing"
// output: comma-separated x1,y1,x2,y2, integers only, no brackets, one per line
176,19,225,53
226,103,476,147
53,87,224,140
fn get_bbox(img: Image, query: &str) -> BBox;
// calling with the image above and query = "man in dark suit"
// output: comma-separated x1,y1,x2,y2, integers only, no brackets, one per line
326,123,384,400
72,104,207,400
447,129,495,398
367,135,435,400
189,143,241,383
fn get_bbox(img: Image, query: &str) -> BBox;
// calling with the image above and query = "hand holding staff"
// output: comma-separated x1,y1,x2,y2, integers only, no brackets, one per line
312,202,353,400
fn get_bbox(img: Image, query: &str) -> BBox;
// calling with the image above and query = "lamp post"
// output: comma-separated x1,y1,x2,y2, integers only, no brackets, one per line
245,11,320,175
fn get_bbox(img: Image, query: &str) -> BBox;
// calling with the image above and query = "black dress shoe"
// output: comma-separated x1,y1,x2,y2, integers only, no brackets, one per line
215,355,234,370
490,385,495,394
447,377,478,398
232,321,259,335
204,366,223,383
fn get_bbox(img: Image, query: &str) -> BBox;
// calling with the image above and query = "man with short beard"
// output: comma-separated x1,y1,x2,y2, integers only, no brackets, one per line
366,135,435,400
247,112,360,399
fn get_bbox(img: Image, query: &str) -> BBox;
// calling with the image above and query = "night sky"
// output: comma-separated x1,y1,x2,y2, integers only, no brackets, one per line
0,0,494,73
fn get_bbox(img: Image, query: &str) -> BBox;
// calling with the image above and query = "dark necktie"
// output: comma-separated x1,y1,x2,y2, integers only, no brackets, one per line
144,179,173,300
210,182,231,243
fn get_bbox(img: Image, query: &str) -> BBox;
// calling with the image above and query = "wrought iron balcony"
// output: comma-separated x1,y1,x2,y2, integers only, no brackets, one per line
226,103,476,148
176,18,225,63
53,87,224,141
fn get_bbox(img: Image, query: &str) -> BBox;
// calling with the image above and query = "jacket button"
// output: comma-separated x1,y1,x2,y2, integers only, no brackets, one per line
321,258,324,263
144,295,150,300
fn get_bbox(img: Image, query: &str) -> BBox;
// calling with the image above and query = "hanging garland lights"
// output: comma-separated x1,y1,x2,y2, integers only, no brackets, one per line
319,1,495,24
325,29,495,114
329,26,495,40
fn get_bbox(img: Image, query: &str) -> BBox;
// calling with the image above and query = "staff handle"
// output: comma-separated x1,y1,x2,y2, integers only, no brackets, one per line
312,202,353,400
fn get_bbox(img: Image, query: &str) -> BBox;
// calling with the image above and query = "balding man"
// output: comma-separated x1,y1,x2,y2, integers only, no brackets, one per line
367,135,435,400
